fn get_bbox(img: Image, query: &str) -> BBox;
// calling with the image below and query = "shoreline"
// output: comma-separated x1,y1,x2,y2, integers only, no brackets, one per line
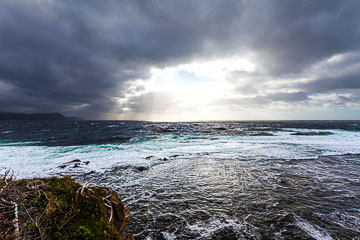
0,174,134,240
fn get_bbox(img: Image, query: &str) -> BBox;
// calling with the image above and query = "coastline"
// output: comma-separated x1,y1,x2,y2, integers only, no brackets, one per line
0,173,133,240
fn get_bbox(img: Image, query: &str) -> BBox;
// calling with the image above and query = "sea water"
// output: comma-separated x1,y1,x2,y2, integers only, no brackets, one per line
0,121,359,239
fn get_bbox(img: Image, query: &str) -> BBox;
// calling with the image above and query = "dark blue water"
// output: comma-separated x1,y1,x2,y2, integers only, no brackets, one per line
1,121,360,239
0,120,359,146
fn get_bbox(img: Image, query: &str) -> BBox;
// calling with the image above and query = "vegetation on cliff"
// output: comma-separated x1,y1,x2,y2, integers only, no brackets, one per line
0,172,133,239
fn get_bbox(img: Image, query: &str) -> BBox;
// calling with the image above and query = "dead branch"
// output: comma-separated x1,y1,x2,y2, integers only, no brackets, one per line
10,200,19,237
23,205,44,240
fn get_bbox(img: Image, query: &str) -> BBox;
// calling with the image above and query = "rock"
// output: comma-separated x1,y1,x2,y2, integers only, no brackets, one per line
210,137,219,140
290,131,333,136
162,158,168,161
249,132,274,136
170,155,180,158
214,127,227,131
145,156,155,160
112,165,130,171
112,165,149,173
0,176,134,239
134,166,149,172
58,159,91,169
69,159,82,163
73,163,81,168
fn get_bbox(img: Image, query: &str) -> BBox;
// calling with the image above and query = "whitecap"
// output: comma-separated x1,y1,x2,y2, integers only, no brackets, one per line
294,216,334,240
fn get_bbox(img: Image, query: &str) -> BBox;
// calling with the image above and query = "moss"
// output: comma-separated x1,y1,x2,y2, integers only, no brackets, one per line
73,225,94,240
0,176,133,240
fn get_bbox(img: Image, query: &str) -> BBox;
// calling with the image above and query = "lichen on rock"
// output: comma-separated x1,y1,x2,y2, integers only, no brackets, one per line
0,172,133,240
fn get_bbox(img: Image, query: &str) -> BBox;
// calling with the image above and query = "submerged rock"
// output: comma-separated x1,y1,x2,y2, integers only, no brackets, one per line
0,175,133,240
112,165,150,172
249,132,274,136
290,131,333,136
213,127,227,131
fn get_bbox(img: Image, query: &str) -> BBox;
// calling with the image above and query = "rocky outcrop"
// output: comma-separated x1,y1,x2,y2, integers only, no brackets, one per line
0,174,133,239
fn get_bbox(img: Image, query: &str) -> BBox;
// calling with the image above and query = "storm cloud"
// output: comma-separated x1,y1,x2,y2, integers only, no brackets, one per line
0,0,359,119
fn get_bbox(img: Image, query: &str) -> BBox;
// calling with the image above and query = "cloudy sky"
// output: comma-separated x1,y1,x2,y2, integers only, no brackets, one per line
1,0,360,120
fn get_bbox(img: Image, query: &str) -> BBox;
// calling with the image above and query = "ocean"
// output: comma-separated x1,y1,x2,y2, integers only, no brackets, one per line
0,121,359,239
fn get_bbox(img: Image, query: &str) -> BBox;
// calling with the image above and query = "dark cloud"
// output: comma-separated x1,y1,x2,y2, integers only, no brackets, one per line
0,0,359,118
215,92,308,109
266,92,308,102
0,0,244,118
243,0,360,75
300,72,360,93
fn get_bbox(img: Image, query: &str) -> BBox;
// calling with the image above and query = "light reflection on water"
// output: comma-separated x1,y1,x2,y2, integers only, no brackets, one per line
88,154,360,239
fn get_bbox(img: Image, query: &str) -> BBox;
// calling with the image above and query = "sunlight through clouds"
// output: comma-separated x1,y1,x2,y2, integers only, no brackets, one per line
1,0,360,120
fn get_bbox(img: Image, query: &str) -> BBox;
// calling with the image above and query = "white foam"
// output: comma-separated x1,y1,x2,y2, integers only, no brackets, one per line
161,231,176,240
186,214,243,238
2,131,13,134
295,216,334,240
1,129,360,178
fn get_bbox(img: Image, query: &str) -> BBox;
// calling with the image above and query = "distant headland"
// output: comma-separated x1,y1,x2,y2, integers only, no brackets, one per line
0,112,82,121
